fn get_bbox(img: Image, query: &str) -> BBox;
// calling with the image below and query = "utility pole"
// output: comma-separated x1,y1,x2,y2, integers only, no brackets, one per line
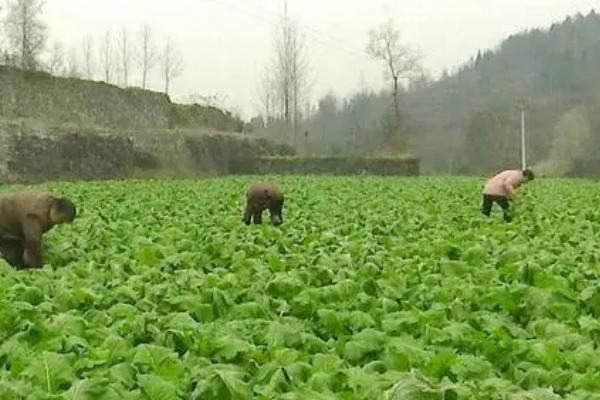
518,102,527,169
283,0,291,142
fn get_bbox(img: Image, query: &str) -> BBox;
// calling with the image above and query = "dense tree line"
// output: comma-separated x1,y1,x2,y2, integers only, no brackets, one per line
254,10,600,175
408,9,600,174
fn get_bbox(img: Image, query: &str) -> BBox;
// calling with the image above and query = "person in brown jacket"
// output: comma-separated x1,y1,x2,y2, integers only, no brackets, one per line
0,191,76,269
243,182,284,226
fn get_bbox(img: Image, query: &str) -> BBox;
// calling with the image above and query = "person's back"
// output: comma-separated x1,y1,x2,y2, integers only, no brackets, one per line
0,190,76,269
0,191,55,240
244,182,284,226
481,169,534,222
483,170,525,197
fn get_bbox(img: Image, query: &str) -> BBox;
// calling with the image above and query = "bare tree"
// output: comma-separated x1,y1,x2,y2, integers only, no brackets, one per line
367,18,421,144
3,0,47,70
257,66,276,125
136,24,156,89
535,106,594,176
161,37,183,95
65,46,81,78
99,29,114,83
117,27,131,86
46,40,65,75
408,71,433,92
287,21,310,146
264,8,311,146
80,35,94,79
0,48,18,66
275,16,291,125
0,22,18,66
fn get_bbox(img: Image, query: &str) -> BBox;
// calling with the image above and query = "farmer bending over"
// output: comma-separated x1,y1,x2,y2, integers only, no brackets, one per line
482,169,534,222
0,191,76,269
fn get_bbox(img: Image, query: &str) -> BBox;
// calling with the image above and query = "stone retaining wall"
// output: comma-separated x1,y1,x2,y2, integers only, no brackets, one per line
0,124,295,182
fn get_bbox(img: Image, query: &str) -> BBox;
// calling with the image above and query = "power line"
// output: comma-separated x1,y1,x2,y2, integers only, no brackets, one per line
201,0,372,61
202,0,279,28
242,0,370,59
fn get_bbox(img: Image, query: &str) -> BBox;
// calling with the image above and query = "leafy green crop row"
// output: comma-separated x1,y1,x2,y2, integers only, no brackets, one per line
1,177,600,399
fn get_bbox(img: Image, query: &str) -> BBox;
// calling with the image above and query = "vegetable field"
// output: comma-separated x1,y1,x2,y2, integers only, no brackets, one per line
1,177,600,399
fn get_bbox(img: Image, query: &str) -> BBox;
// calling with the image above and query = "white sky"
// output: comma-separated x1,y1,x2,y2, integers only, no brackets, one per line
42,0,599,118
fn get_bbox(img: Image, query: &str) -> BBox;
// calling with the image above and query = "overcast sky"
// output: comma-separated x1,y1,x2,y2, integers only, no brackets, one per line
42,0,599,118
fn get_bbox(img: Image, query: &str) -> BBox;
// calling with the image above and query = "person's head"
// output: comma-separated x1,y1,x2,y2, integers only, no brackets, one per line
523,169,535,182
49,197,77,225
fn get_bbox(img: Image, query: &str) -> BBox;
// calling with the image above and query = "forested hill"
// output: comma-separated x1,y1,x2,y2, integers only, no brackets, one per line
407,10,600,175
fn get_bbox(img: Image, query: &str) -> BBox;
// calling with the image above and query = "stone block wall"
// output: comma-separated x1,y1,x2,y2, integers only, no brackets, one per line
0,124,295,182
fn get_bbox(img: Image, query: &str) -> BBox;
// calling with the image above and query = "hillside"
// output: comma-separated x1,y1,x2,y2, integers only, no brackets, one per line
0,66,245,133
0,66,299,182
406,10,600,174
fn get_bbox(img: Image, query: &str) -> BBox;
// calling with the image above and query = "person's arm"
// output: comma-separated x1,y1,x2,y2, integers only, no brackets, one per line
502,175,517,199
503,182,515,198
22,216,43,268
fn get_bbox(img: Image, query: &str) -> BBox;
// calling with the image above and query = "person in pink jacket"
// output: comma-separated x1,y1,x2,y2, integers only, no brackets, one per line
482,169,534,222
